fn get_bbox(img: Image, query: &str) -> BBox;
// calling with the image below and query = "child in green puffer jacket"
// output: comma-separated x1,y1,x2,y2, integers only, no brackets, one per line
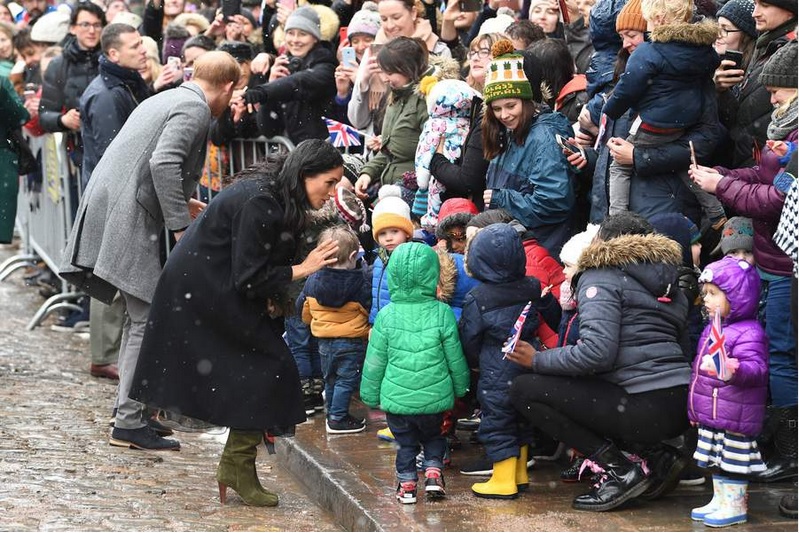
360,242,470,505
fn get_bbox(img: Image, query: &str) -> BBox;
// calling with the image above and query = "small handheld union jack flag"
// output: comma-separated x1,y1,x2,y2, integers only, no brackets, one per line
324,117,362,148
502,301,532,359
708,308,730,381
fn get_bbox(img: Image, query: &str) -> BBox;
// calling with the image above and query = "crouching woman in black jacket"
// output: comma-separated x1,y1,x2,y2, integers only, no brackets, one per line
241,6,337,145
507,212,692,512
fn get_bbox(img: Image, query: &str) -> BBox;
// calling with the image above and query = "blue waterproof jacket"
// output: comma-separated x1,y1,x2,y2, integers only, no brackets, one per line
459,224,560,462
485,111,575,257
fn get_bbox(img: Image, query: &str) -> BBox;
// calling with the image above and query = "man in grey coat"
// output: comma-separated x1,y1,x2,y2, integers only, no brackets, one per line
79,22,150,383
60,51,241,451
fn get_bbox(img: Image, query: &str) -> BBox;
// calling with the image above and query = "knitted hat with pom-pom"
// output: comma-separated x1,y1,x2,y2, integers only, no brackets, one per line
333,187,370,234
483,39,533,104
348,1,381,39
372,185,414,239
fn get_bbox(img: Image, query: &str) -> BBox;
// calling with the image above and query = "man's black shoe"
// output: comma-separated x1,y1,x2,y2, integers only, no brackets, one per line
109,426,180,451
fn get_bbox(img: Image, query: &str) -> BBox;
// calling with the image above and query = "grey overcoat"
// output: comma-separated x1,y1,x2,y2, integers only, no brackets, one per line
60,83,211,304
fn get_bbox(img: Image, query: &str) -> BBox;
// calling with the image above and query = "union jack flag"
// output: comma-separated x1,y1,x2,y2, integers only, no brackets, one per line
708,309,730,381
502,301,532,359
324,117,362,148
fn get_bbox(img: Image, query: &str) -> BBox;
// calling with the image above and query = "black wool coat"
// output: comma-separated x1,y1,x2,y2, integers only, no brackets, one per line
130,177,306,432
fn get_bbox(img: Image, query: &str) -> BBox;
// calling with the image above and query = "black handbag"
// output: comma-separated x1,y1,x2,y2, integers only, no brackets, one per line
8,129,37,176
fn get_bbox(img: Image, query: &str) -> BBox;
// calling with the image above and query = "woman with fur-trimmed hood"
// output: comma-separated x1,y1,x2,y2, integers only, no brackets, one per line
508,213,692,512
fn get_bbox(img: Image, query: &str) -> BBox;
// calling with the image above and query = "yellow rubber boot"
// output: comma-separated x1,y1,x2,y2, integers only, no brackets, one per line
472,457,519,499
516,445,530,491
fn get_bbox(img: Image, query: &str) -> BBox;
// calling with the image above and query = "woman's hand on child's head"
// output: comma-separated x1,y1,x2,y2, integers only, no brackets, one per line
298,239,340,278
435,137,445,155
503,340,536,369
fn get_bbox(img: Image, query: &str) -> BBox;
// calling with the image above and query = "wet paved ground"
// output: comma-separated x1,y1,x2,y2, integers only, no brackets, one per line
0,244,341,532
1,243,797,532
286,404,798,532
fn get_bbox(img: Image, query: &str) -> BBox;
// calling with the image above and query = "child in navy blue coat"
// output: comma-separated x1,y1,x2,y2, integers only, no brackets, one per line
603,0,724,227
459,223,560,499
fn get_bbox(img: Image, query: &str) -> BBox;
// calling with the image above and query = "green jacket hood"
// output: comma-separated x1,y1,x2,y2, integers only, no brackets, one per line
387,242,439,303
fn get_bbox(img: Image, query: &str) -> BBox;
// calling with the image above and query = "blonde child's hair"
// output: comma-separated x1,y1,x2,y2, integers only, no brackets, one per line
318,225,361,266
641,0,692,25
774,91,798,119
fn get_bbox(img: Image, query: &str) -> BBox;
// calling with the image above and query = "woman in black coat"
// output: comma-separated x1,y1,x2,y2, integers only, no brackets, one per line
131,140,343,507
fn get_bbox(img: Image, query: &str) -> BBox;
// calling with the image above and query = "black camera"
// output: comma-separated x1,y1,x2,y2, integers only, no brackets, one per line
286,55,303,74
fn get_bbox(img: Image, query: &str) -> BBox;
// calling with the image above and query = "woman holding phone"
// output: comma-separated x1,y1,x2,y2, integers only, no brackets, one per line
347,0,450,135
242,6,336,144
331,2,380,127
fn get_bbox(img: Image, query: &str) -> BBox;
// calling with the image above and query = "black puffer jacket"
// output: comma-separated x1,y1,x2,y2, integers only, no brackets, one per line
532,233,691,394
718,20,796,168
459,224,560,463
256,44,337,145
39,36,101,132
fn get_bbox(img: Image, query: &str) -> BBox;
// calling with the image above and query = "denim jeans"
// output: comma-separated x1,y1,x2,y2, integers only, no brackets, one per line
318,338,365,421
386,412,447,482
762,274,798,407
284,314,320,380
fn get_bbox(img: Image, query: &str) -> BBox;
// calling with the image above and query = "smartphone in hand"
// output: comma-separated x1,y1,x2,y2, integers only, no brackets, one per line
222,0,241,21
556,134,582,156
722,50,744,70
460,0,483,11
341,46,357,68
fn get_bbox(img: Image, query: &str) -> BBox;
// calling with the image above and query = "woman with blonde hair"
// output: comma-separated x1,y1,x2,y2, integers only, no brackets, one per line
0,21,16,79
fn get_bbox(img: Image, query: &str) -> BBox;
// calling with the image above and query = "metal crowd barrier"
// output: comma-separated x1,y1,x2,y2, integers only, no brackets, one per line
0,132,297,329
0,133,83,329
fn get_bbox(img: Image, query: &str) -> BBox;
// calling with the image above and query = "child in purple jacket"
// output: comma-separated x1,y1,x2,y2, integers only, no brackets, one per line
689,256,768,528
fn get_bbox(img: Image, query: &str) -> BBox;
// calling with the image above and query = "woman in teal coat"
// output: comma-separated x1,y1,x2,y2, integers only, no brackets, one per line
1,76,30,243
481,40,575,257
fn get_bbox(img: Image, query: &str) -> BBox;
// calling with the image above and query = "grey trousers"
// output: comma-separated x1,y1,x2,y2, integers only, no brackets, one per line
114,291,151,430
89,296,125,366
608,128,726,221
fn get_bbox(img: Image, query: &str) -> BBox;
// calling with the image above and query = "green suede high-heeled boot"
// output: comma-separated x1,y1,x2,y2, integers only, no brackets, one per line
217,430,279,507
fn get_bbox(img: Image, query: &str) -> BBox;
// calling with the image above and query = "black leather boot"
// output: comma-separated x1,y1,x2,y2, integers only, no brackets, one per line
779,485,797,519
755,407,797,483
572,442,652,512
639,443,688,500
